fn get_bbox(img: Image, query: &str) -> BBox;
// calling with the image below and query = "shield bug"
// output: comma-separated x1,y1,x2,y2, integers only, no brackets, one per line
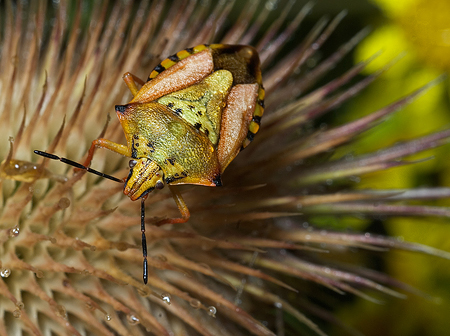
35,44,265,283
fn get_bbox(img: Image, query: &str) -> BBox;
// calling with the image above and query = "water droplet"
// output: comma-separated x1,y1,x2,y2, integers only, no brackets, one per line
127,314,140,325
104,314,112,322
49,237,57,244
207,306,217,317
161,293,171,305
35,270,44,278
85,302,94,310
189,299,201,309
274,302,282,309
16,302,24,309
325,179,333,185
9,226,20,237
13,309,21,318
1,269,11,278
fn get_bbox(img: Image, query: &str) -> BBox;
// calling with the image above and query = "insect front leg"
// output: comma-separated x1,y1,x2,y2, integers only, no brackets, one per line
155,185,191,226
82,138,130,168
122,72,145,97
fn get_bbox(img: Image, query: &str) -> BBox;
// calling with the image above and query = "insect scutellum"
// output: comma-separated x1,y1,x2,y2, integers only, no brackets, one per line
34,44,264,284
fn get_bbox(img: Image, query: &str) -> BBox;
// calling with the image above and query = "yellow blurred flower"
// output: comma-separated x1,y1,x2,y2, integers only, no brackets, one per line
331,2,450,335
349,0,450,185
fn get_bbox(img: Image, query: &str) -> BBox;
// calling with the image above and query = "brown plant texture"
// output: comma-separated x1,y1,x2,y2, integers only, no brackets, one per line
1,1,450,336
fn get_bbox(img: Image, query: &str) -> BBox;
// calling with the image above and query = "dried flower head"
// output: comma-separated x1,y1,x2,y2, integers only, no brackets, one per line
1,1,449,336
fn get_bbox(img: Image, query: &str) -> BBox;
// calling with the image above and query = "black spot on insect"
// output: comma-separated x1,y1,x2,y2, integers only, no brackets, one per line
175,108,183,116
181,171,187,177
147,142,155,152
131,138,138,158
167,102,174,108
165,158,175,166
115,105,127,113
154,64,165,73
257,99,265,108
252,115,261,124
246,131,255,142
194,123,202,130
133,134,139,140
165,173,185,184
204,129,210,136
188,105,195,109
212,174,222,187
135,143,139,147
196,111,203,116
168,54,179,62
185,47,194,54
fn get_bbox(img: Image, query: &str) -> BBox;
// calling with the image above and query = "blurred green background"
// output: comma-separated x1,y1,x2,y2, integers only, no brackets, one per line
280,0,450,335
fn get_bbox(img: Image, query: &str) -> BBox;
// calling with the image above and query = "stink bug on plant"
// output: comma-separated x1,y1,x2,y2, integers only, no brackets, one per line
35,44,265,284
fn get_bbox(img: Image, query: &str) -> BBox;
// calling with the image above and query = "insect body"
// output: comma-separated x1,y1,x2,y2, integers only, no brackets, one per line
35,44,264,283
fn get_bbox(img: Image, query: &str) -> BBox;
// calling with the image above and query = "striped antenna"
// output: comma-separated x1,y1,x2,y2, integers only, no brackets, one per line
34,150,123,183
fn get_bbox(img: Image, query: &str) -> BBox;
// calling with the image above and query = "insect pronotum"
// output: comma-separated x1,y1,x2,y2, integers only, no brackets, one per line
35,44,265,284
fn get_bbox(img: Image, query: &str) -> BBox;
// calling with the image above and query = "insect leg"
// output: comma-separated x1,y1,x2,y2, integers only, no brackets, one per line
122,72,145,97
141,197,148,284
156,185,191,226
82,138,130,168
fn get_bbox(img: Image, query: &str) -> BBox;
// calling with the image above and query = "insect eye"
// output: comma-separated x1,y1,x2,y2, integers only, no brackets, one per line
155,180,164,190
129,160,137,169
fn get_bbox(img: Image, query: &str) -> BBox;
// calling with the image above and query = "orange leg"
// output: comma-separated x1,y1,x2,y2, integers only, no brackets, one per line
122,72,145,97
155,185,191,226
81,138,129,168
